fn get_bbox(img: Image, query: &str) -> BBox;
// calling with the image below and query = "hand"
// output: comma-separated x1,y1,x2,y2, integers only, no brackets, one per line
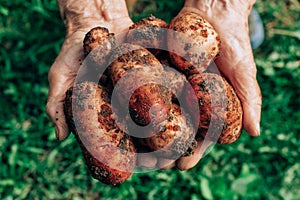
46,0,133,140
174,0,262,170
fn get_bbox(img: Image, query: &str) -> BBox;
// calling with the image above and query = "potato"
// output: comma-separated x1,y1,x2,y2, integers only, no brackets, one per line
64,81,136,185
62,10,242,183
168,12,220,75
185,73,243,144
127,14,168,55
109,43,172,126
162,66,187,100
145,103,197,159
83,27,116,68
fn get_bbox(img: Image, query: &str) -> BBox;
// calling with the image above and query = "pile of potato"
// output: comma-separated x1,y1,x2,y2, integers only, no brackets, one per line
64,12,243,185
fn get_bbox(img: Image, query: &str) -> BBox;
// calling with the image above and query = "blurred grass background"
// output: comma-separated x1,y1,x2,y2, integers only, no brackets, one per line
0,0,299,199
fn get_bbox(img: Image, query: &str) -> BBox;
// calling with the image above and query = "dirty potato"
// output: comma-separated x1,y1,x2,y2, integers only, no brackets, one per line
109,43,172,126
127,14,168,55
185,73,243,144
145,103,197,159
64,81,136,185
168,12,220,75
83,27,116,68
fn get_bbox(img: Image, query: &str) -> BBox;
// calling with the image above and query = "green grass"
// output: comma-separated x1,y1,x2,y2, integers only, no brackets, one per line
0,0,299,199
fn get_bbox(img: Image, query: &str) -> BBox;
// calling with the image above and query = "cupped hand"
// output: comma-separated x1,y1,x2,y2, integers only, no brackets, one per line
46,0,133,141
174,0,262,170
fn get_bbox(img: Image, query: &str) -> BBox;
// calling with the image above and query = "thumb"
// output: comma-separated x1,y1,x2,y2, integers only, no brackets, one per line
176,140,213,170
46,61,76,141
215,33,262,136
46,98,70,141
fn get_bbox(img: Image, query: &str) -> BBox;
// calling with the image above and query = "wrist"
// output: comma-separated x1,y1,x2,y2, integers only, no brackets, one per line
182,0,255,18
57,0,130,35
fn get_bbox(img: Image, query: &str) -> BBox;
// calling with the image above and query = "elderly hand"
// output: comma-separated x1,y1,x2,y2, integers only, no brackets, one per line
46,0,133,141
174,0,262,170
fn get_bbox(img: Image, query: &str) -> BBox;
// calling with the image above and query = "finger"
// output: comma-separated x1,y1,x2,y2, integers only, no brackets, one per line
228,68,262,136
136,153,158,169
46,99,70,141
215,35,262,136
156,158,176,170
176,140,213,171
46,62,76,140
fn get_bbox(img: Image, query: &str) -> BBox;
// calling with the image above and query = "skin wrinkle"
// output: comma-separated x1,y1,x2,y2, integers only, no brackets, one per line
100,0,132,21
94,0,102,14
56,0,131,34
189,0,229,15
186,0,254,17
217,32,252,72
231,69,255,102
99,0,110,21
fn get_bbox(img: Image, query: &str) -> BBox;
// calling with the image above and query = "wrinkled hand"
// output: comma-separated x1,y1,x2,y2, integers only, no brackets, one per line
46,0,133,141
172,0,262,170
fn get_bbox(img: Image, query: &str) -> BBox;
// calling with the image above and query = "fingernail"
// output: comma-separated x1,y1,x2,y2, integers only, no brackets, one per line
255,123,260,136
55,126,60,140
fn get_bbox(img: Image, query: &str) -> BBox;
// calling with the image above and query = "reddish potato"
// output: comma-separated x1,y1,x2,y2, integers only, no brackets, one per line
64,82,136,185
186,73,243,144
109,43,172,126
145,103,197,159
168,12,220,75
83,27,116,68
127,14,168,55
